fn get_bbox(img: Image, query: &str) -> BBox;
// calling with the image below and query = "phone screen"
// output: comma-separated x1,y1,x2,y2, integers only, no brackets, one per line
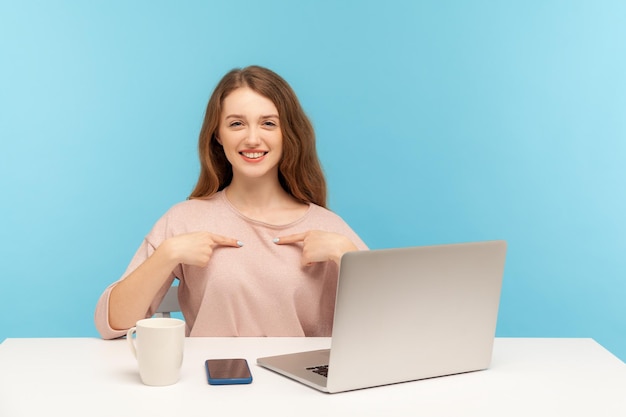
205,359,253,385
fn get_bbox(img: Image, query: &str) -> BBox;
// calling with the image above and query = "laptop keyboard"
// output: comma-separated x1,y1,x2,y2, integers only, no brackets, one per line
306,365,329,378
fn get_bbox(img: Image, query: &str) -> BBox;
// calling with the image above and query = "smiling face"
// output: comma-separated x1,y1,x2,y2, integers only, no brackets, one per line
217,87,283,183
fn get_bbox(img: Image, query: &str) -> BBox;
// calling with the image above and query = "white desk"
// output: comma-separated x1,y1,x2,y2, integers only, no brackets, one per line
1,337,625,416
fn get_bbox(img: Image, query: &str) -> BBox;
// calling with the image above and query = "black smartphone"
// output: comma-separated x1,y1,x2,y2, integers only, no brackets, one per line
205,358,253,385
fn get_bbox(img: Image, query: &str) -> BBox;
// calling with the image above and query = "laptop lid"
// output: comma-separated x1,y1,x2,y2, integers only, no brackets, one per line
257,240,507,393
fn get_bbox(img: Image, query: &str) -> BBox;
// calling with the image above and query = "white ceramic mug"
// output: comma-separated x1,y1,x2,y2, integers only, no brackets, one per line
127,318,185,386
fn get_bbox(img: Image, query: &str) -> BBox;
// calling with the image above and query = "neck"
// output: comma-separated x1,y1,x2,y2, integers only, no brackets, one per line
224,176,309,225
225,177,290,210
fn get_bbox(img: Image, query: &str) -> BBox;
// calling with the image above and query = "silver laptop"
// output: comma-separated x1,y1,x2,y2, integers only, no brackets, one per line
257,240,507,393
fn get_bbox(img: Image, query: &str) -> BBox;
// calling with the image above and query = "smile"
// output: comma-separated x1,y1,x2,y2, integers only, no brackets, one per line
240,151,267,159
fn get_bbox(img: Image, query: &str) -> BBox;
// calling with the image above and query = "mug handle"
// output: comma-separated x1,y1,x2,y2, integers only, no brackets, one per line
127,327,138,359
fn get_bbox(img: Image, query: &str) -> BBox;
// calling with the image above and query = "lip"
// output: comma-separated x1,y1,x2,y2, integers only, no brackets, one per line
239,150,268,163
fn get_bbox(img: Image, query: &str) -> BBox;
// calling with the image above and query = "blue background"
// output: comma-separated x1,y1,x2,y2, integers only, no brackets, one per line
1,1,625,360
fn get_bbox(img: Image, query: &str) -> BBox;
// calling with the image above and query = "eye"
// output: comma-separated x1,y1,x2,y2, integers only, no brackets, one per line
263,120,278,127
229,121,243,127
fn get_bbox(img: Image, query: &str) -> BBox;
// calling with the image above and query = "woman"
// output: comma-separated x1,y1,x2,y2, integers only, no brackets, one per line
95,66,367,339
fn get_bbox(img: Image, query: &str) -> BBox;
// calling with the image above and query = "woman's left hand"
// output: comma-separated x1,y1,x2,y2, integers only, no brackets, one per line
273,230,358,266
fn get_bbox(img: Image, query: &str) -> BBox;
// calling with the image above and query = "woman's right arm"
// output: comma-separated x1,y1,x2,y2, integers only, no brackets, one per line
108,242,181,331
107,231,243,332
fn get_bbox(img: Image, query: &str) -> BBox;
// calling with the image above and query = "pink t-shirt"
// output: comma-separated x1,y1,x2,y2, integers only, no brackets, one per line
94,191,367,339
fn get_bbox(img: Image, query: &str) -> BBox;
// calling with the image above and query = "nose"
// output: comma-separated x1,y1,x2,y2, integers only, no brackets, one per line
245,127,262,147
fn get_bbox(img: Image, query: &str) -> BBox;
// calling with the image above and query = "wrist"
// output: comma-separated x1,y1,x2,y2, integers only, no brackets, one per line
331,240,358,265
154,240,181,270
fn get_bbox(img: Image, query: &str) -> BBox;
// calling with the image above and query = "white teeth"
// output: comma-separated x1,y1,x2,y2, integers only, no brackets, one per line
241,152,265,159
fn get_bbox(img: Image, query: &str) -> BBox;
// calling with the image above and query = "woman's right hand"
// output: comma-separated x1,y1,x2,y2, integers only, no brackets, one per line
159,231,242,267
107,231,241,331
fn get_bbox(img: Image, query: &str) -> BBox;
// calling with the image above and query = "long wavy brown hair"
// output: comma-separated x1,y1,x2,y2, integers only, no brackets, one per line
188,66,327,208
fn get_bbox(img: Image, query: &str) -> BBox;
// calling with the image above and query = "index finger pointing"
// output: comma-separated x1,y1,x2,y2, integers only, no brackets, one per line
211,233,243,248
273,232,307,245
